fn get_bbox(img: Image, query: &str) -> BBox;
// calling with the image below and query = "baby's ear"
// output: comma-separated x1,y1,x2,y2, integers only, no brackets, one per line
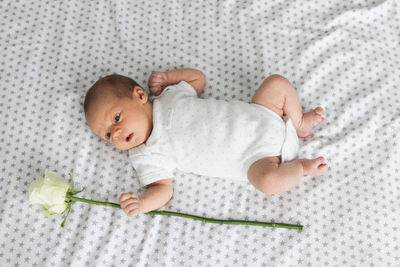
133,86,148,101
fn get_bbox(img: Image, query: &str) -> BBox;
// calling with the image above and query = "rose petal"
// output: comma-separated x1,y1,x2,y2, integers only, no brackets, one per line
28,170,70,214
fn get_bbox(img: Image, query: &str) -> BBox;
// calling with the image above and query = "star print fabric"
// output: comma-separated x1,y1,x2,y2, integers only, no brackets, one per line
0,0,399,266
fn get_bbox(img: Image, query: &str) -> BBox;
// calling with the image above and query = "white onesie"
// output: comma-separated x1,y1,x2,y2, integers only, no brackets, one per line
129,81,299,186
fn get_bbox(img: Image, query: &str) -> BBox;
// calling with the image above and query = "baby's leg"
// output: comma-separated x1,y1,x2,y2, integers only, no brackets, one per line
248,156,328,194
251,75,324,137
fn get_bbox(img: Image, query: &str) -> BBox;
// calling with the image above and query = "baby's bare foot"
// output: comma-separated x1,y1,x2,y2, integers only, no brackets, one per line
300,157,328,176
297,107,325,138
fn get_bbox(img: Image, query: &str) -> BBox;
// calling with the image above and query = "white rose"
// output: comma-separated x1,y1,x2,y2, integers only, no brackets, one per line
29,170,70,215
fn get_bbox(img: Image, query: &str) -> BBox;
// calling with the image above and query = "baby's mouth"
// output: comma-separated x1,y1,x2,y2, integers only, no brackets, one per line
126,133,134,142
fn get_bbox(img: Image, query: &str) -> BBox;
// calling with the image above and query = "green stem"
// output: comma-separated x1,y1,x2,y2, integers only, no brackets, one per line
146,210,303,230
67,195,121,208
66,195,303,230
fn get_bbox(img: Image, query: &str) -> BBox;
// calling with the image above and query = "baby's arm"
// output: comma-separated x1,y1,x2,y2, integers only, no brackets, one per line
119,178,173,217
148,68,206,96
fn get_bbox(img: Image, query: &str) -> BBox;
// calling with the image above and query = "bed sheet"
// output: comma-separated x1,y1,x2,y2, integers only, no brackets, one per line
1,0,399,266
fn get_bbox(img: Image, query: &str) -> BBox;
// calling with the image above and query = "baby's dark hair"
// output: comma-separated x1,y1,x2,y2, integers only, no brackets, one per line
84,74,141,115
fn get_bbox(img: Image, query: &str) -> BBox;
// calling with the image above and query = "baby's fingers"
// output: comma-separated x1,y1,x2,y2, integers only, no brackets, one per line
122,199,141,217
119,192,142,217
150,71,165,79
150,73,164,82
119,192,137,203
125,202,141,217
149,72,167,85
148,81,162,89
120,199,140,216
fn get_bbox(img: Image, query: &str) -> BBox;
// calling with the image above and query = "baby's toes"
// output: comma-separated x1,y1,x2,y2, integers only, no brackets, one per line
313,108,325,123
317,164,328,175
314,107,324,115
315,157,328,174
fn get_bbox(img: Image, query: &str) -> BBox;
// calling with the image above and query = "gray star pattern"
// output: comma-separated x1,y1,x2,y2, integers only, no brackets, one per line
0,0,399,266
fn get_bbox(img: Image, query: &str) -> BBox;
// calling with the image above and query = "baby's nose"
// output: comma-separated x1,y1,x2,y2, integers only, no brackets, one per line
112,128,122,139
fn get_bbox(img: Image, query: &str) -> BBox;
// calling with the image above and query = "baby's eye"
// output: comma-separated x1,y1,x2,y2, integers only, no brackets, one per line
106,132,111,139
115,113,120,122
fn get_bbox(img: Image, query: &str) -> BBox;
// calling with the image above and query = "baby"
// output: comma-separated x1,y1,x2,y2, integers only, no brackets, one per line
84,68,328,217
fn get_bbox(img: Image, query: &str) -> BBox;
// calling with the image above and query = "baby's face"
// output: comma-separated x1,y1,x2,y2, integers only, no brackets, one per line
85,87,153,150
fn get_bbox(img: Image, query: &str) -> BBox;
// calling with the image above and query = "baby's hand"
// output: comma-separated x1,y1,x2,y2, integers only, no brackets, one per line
148,72,168,96
119,192,143,217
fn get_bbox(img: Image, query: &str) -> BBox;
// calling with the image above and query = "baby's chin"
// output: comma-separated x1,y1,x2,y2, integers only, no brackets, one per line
114,139,144,151
114,143,136,151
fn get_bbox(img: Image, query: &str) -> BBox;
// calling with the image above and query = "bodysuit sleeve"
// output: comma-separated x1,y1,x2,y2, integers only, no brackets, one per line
160,80,198,98
128,146,175,186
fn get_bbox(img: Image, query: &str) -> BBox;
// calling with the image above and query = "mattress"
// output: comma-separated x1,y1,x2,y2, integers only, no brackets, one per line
1,0,399,266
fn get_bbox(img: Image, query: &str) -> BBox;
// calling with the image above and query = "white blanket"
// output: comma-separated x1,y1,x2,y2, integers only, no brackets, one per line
1,0,399,266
